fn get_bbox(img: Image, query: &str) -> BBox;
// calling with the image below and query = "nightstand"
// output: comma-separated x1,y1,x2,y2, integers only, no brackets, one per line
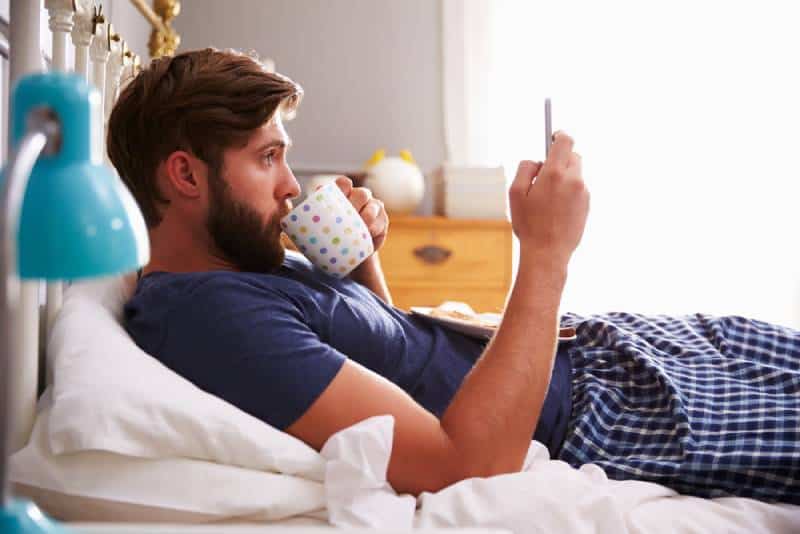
380,216,512,312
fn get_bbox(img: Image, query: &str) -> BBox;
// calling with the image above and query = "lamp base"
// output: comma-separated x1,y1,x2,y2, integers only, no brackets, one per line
1,499,71,533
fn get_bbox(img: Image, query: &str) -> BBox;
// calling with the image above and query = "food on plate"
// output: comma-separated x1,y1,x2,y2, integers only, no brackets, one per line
426,303,577,339
428,305,499,328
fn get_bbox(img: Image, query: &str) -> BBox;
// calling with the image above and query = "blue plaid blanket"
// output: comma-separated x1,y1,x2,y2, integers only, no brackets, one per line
557,312,800,504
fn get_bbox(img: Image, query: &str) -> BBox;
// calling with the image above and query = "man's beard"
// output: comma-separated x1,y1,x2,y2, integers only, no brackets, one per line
206,171,287,274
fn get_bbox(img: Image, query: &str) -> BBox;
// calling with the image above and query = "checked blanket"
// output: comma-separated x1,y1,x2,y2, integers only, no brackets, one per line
557,312,800,504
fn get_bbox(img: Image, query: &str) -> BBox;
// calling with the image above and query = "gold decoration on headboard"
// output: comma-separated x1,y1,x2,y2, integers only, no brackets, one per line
129,0,181,58
108,23,121,51
91,3,105,36
148,0,180,58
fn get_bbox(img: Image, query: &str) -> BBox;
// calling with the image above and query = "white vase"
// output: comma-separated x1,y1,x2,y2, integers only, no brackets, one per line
364,157,425,215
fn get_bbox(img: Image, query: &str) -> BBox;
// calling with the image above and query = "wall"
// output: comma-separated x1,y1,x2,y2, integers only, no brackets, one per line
173,0,445,214
105,0,151,60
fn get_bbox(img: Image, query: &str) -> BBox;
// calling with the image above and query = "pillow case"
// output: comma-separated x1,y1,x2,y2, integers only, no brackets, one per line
46,276,325,481
10,394,327,522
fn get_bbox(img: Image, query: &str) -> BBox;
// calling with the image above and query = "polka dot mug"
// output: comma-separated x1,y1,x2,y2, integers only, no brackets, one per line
280,182,374,278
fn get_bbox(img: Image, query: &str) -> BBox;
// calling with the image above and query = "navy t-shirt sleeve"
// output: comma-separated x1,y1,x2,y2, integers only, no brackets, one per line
160,276,347,430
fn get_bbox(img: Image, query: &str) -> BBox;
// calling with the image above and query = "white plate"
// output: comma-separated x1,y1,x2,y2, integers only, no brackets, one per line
410,306,578,342
410,306,499,339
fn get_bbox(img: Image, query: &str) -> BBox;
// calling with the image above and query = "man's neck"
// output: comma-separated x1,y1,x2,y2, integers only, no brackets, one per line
143,224,234,276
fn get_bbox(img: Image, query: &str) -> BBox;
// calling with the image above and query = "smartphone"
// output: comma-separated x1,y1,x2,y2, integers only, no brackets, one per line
544,97,552,157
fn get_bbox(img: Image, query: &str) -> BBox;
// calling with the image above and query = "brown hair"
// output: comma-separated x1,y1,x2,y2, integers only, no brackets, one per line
107,48,303,227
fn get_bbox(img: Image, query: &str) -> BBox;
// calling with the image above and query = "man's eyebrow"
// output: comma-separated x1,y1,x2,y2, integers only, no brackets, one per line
256,137,293,152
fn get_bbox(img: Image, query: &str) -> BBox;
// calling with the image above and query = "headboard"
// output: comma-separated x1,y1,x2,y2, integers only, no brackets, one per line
6,0,179,456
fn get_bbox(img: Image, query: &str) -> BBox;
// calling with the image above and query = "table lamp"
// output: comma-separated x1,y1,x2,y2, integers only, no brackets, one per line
0,73,149,532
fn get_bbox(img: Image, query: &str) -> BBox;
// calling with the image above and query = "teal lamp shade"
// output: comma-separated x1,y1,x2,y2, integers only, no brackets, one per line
9,72,149,279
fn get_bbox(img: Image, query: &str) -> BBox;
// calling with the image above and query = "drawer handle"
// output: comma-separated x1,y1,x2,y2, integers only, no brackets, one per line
413,245,452,265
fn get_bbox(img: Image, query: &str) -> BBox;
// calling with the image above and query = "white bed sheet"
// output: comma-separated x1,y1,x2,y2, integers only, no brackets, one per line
69,522,507,534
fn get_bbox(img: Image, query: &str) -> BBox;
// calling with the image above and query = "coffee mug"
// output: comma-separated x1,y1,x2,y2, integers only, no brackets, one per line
281,182,374,278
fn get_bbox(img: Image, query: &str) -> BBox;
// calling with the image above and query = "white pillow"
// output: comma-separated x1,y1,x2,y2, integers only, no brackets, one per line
10,392,327,523
45,276,326,481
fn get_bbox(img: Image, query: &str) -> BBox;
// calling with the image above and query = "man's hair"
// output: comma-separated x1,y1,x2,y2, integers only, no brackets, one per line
107,48,303,228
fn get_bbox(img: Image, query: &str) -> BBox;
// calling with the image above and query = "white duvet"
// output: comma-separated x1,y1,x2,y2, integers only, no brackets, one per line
13,403,800,532
323,416,800,534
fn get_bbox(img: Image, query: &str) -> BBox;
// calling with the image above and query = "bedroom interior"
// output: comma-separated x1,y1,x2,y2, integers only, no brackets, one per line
1,1,799,533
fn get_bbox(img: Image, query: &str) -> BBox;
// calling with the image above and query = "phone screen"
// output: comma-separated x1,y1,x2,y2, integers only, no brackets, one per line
545,98,552,157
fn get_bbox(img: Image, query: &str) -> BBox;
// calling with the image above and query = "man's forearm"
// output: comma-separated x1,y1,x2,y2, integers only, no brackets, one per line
440,250,566,477
349,252,393,306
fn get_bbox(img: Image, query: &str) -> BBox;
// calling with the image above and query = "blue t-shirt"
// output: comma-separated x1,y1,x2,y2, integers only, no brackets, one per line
124,252,572,455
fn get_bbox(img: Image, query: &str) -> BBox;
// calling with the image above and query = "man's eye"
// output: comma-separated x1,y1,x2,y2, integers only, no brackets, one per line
263,152,275,165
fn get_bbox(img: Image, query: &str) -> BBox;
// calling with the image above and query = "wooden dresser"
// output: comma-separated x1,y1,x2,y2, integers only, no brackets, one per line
379,216,513,312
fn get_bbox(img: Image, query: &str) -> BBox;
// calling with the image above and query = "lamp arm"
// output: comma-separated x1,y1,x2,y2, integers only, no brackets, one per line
0,129,48,507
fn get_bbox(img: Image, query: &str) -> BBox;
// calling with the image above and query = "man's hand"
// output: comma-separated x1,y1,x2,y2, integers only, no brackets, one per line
327,176,390,252
508,131,589,267
321,176,393,304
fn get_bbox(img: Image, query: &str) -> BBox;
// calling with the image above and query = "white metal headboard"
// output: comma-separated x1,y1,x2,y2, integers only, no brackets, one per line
7,0,146,456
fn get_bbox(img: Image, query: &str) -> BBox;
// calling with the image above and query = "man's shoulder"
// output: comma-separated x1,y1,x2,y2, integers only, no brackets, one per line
126,251,328,323
125,268,314,345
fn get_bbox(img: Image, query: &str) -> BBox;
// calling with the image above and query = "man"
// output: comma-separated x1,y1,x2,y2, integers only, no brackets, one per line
111,48,799,503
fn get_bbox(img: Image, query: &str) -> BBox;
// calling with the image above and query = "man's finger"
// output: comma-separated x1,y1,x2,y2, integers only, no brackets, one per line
333,175,354,197
360,198,381,221
367,210,387,238
546,131,574,169
568,152,582,174
511,160,543,194
350,187,374,212
363,199,389,244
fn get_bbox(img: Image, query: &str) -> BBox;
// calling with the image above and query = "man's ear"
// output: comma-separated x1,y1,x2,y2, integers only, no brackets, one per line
163,150,205,199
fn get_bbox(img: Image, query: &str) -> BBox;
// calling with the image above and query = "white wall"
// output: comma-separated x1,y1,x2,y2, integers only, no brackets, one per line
173,0,445,214
105,0,151,60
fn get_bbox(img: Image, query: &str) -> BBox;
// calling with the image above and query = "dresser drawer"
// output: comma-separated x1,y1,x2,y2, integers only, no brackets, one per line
381,215,512,289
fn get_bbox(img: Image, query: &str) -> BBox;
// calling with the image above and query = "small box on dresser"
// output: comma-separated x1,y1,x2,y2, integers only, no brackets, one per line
432,165,508,219
379,216,513,312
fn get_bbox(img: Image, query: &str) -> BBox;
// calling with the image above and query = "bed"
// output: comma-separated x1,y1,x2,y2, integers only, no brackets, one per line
6,271,799,534
5,2,800,533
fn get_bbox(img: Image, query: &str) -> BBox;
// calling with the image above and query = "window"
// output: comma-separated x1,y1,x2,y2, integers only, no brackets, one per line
448,0,800,326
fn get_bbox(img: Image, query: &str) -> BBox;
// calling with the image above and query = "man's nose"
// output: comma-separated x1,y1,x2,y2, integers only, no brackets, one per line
281,168,302,200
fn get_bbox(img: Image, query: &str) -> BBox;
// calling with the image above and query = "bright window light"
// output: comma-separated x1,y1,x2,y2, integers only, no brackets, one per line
485,0,800,326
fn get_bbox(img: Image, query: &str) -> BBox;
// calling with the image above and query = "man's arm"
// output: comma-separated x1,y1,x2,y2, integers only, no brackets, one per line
441,134,588,475
288,133,588,495
348,251,393,306
333,176,393,305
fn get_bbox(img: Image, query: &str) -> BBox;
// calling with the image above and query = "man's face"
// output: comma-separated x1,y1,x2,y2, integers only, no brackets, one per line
206,118,301,273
